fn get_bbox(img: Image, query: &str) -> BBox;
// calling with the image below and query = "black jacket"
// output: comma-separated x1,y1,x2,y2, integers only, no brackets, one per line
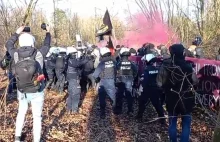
5,32,51,92
83,55,95,75
158,44,197,115
67,57,88,80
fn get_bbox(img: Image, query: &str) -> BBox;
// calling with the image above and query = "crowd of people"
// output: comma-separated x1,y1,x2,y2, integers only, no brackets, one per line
0,25,219,142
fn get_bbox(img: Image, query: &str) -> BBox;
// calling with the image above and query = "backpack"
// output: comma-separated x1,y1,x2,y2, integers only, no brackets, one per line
13,47,42,93
156,64,170,88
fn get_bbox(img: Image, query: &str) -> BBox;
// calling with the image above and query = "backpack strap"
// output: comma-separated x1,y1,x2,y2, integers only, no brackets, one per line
30,49,37,60
14,52,19,64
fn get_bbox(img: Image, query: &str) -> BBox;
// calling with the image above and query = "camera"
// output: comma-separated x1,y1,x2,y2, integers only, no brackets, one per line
23,27,30,33
41,23,47,31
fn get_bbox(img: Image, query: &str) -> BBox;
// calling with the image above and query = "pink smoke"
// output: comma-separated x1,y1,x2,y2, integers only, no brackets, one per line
120,12,179,49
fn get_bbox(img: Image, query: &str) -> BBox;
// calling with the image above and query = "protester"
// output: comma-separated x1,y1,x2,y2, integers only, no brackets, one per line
66,46,88,114
145,43,159,56
54,47,67,95
136,54,165,123
0,51,16,94
157,44,198,142
5,25,51,142
130,48,137,56
114,47,138,115
137,43,148,56
93,47,116,119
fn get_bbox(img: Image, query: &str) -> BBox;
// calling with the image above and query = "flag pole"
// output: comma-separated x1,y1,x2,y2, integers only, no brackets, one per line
107,9,117,49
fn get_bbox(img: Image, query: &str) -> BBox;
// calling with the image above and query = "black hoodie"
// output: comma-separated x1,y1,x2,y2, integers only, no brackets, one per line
159,44,196,115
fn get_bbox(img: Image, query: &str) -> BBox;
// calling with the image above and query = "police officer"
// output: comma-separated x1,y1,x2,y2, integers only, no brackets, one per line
93,47,116,119
54,47,68,94
114,47,138,115
83,48,95,91
77,49,88,94
45,47,59,90
66,47,88,114
137,54,165,123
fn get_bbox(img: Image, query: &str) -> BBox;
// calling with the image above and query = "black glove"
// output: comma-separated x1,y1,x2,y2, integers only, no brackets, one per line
95,77,100,83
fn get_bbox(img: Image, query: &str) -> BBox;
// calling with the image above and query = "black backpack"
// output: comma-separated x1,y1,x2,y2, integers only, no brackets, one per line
13,47,42,93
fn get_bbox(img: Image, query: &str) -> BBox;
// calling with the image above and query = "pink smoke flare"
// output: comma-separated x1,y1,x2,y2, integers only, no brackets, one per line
120,12,179,49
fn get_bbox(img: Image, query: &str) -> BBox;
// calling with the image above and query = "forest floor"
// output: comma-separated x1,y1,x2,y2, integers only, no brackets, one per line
0,70,215,142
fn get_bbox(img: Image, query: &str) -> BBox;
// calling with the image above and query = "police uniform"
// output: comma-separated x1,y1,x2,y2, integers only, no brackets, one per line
45,47,59,89
115,48,138,114
137,54,165,121
66,47,88,113
54,47,68,94
83,53,95,91
93,47,116,119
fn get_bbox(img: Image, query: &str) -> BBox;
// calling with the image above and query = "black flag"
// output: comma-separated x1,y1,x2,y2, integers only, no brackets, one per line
96,10,113,38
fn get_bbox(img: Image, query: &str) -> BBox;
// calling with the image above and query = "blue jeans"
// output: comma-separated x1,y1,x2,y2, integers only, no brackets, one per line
168,114,192,142
15,91,44,142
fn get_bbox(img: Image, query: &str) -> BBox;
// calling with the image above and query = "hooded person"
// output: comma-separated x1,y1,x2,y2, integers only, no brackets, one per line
145,43,159,56
5,26,51,142
54,47,68,94
66,47,88,114
137,54,165,123
45,47,60,90
114,47,138,115
157,44,198,142
93,47,116,119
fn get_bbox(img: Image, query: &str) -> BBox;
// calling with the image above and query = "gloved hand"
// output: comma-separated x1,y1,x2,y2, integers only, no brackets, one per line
95,77,100,83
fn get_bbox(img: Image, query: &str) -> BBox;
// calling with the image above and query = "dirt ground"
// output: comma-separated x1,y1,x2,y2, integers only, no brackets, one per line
0,72,214,142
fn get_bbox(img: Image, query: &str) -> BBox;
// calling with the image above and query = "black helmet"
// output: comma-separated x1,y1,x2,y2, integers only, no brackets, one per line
193,36,202,46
